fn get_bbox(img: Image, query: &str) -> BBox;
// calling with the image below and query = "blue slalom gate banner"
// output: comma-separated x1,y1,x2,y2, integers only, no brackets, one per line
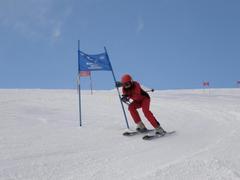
77,40,129,129
79,51,112,71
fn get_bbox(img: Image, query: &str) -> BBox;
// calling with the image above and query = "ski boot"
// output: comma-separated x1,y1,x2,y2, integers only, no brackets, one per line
155,125,166,135
136,122,148,133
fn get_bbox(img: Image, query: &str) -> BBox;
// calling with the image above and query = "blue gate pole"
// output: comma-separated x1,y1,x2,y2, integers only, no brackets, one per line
104,47,130,129
77,40,82,126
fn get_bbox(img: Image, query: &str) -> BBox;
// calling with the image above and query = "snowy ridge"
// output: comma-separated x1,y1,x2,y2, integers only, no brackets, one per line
0,89,240,180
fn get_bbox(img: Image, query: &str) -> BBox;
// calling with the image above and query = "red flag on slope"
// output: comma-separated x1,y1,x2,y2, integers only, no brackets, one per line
203,81,210,88
237,80,240,87
80,71,91,77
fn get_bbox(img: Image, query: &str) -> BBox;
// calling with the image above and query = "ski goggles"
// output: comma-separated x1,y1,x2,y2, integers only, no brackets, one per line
123,82,132,89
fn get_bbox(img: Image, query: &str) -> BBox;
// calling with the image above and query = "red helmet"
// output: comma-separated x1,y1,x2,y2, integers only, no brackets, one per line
121,74,133,84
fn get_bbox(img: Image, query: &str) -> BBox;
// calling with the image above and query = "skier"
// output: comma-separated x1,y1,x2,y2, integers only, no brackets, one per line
121,74,166,135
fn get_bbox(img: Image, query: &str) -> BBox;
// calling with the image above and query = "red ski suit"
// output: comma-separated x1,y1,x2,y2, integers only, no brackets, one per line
122,81,160,128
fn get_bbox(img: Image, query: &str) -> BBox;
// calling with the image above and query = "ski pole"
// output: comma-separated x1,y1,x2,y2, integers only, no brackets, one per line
146,89,154,93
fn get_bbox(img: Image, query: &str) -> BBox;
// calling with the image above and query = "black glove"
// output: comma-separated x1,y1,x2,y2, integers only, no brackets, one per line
115,81,123,88
121,95,130,104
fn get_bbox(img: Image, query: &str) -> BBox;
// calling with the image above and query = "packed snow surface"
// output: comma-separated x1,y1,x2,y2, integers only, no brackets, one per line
0,88,240,180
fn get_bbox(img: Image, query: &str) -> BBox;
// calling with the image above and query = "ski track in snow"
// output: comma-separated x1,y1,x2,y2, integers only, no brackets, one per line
0,89,240,180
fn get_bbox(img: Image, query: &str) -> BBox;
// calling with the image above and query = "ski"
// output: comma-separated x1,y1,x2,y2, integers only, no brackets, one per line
123,129,154,136
142,131,176,140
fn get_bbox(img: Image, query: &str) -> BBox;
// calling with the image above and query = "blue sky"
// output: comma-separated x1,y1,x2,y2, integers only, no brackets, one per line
0,0,239,90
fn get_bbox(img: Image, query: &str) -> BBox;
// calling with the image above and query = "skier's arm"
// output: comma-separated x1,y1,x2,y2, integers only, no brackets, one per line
115,81,123,88
133,82,143,99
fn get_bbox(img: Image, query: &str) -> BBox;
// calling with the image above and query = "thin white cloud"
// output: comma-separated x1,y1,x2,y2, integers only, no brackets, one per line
52,23,62,39
0,0,72,40
53,28,61,38
137,17,145,33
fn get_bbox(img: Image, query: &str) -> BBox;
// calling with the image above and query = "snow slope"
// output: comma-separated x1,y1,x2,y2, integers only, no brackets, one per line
0,88,240,180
